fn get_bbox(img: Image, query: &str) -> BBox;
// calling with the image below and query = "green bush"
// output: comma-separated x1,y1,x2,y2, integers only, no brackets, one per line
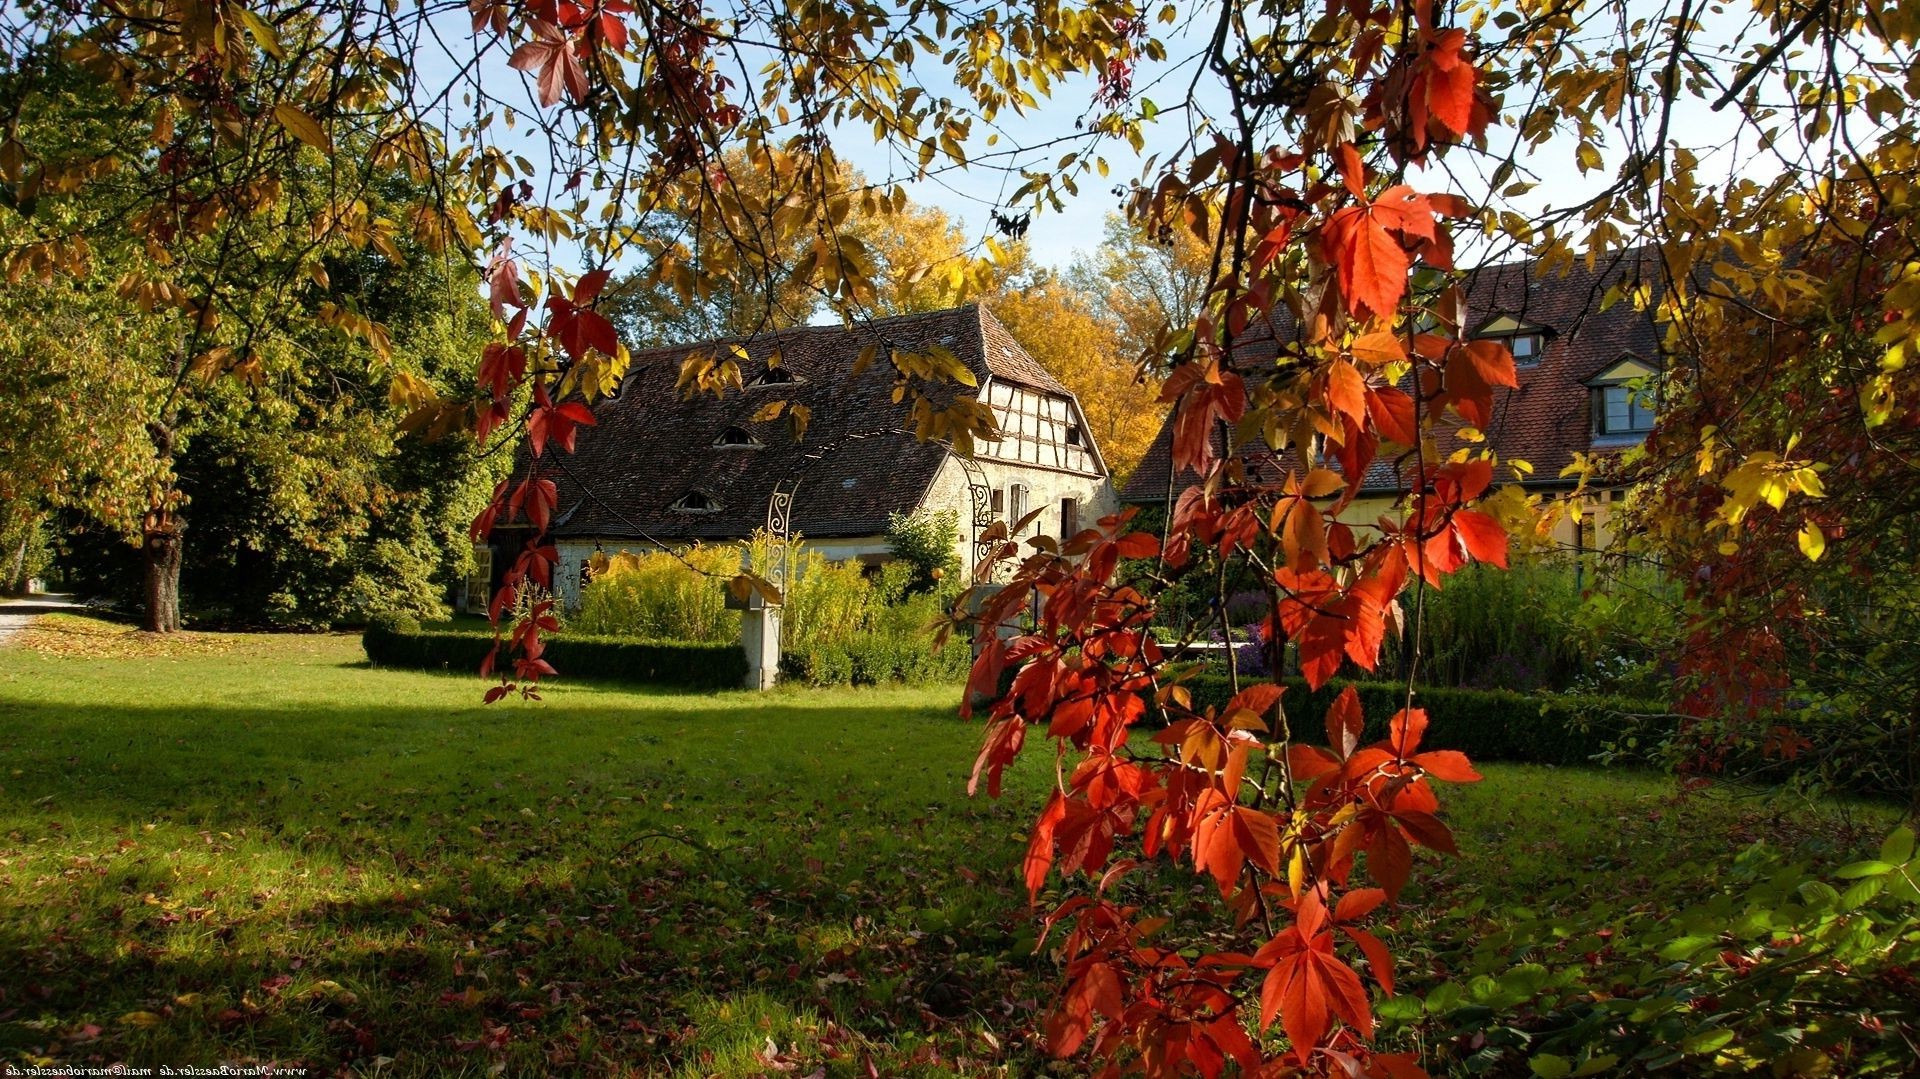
573,545,737,641
362,621,746,690
1177,672,1670,766
1387,826,1920,1075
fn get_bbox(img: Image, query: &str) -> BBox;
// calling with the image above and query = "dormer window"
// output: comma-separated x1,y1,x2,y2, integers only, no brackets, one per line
1595,385,1656,435
746,366,801,389
1584,353,1661,440
1472,317,1549,367
669,490,722,513
713,426,761,449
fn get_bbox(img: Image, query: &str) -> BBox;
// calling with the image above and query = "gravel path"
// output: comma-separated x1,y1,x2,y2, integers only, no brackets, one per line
0,593,83,647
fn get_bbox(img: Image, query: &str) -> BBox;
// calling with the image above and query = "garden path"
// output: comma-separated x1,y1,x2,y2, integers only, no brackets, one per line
0,593,82,646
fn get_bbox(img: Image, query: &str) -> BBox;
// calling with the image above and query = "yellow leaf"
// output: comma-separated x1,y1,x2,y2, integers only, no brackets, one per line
273,104,331,153
237,8,285,58
120,1010,163,1028
1798,521,1825,561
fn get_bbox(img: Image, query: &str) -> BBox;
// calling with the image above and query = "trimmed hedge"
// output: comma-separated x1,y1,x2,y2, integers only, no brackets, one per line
362,619,747,690
781,636,969,687
1179,673,1671,767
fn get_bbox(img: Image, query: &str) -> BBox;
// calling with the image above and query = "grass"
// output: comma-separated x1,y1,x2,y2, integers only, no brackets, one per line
0,614,1891,1076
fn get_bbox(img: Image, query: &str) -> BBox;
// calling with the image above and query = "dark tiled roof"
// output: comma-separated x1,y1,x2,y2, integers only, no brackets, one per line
1119,250,1661,503
528,303,1046,542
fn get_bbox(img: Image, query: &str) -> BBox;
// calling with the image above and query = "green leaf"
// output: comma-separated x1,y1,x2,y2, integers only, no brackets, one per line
1681,1028,1734,1055
1833,860,1893,880
1657,934,1714,961
1423,981,1463,1014
1572,1056,1620,1076
1880,826,1915,866
1529,1054,1572,1078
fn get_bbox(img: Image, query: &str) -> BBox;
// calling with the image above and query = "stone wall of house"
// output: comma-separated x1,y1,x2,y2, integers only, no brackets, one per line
921,454,1118,578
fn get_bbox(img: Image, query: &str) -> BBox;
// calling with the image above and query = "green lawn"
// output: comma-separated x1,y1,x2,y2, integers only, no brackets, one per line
0,615,1889,1076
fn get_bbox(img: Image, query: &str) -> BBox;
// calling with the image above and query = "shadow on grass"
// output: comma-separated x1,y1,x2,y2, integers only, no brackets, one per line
0,695,1046,1076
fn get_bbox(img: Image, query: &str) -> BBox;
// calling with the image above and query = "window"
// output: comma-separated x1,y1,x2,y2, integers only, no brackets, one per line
713,426,760,448
990,487,1005,514
670,490,721,513
1509,333,1542,364
1595,384,1655,435
1008,483,1029,530
747,365,798,388
1065,424,1085,447
464,547,492,615
1060,497,1079,539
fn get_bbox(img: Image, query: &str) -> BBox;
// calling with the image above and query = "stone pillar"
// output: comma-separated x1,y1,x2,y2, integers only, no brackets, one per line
738,603,782,690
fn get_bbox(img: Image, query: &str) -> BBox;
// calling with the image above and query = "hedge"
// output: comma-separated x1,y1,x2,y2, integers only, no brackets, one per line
780,636,970,687
1177,673,1671,767
362,617,747,690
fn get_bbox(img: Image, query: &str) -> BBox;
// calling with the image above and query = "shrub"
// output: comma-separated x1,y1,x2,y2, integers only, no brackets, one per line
1177,672,1671,767
573,545,736,641
362,621,745,689
1388,827,1920,1075
885,508,961,593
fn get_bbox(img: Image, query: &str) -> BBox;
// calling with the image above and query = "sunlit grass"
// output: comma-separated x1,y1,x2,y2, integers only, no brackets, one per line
0,617,1885,1076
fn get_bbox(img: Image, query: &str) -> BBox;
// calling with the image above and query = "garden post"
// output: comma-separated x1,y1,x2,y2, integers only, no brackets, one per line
739,602,782,690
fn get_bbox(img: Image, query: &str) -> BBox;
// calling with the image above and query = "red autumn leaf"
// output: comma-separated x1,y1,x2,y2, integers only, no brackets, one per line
1326,686,1366,758
486,252,522,317
1413,749,1481,783
969,715,1026,798
1255,894,1375,1053
508,21,588,107
1026,791,1066,899
1164,358,1247,473
1388,708,1429,758
1191,789,1281,890
1342,925,1397,997
573,267,612,305
1225,682,1285,722
478,342,526,398
1325,205,1410,321
1326,360,1369,426
1414,29,1478,139
1367,386,1418,444
1368,185,1437,244
1451,509,1510,567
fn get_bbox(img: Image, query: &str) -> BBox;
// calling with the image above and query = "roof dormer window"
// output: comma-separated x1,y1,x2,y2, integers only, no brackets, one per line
713,426,761,449
1472,317,1550,368
669,490,722,513
746,366,801,389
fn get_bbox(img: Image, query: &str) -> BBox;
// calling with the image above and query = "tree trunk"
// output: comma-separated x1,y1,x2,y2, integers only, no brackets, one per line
5,535,25,595
142,508,184,633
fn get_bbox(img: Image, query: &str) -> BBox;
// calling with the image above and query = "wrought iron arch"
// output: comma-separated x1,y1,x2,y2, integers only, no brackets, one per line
762,430,996,592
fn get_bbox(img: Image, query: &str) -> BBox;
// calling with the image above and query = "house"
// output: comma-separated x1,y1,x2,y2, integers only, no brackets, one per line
477,303,1118,611
1120,250,1663,550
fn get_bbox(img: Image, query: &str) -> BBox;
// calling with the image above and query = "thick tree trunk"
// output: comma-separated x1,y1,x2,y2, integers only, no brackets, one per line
142,509,184,633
